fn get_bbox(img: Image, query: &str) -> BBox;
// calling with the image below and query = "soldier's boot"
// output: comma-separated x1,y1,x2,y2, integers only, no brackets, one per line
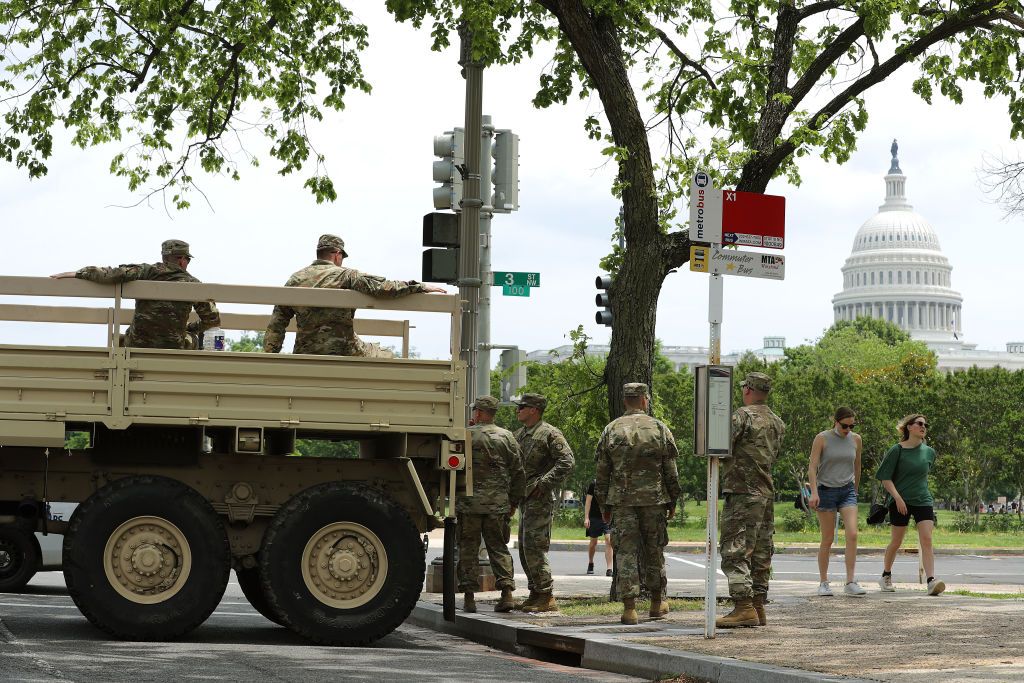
752,594,767,626
715,598,759,629
621,598,639,625
494,588,515,613
649,592,669,619
524,592,557,613
517,591,540,611
463,592,476,613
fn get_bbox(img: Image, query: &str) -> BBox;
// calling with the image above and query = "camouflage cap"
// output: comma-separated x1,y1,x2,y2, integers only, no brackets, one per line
515,393,547,411
471,395,499,412
623,382,649,397
161,239,193,258
317,233,349,258
741,372,772,393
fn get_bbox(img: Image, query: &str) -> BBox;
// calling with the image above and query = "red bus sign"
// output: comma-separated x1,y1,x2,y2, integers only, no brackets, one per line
721,190,785,249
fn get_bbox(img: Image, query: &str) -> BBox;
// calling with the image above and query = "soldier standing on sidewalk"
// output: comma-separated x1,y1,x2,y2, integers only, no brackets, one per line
457,396,526,613
514,393,574,613
716,372,786,628
595,383,680,625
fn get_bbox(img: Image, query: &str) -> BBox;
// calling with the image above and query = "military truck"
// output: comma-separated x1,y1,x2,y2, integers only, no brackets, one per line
0,275,470,645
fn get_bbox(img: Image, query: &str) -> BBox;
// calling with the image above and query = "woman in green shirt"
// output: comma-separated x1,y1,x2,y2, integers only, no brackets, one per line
875,413,945,596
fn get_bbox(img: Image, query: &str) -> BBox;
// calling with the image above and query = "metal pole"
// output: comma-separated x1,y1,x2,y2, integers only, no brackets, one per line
476,116,494,400
705,272,723,639
457,24,483,424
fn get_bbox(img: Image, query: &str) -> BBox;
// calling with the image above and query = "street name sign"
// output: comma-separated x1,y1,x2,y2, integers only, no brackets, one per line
493,271,540,287
502,284,531,297
689,172,723,243
721,190,786,249
709,246,785,280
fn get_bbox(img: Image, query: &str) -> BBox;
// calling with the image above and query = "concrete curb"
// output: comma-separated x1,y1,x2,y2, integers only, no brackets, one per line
535,540,1023,556
408,601,874,682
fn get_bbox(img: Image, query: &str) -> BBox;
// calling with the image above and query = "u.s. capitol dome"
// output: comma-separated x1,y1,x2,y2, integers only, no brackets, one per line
832,141,969,350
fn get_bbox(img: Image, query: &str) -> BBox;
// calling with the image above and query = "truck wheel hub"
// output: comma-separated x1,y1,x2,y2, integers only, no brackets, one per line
302,522,388,609
104,516,192,604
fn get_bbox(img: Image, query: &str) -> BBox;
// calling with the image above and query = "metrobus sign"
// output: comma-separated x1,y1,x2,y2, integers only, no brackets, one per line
721,190,786,249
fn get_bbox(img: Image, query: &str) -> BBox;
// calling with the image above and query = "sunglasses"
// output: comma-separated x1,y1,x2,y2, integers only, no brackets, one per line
912,420,929,428
838,422,857,430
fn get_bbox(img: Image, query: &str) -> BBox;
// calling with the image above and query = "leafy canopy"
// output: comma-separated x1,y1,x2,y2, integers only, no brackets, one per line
0,0,370,207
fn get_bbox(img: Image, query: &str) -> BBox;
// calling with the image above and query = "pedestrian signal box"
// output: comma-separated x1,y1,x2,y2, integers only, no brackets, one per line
694,365,733,457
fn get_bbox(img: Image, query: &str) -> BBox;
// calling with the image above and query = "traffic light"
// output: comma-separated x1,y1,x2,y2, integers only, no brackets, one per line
491,129,519,213
422,212,459,283
433,128,465,211
499,348,527,403
595,275,613,326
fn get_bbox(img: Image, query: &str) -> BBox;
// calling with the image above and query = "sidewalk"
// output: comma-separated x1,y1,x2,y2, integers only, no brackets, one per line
413,534,1024,681
537,539,1024,556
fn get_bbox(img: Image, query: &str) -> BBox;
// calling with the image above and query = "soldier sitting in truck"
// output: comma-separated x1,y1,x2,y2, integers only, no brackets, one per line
263,234,445,357
51,239,220,349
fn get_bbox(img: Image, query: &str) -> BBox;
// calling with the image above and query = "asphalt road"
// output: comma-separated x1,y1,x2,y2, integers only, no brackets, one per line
543,548,1024,587
0,573,639,683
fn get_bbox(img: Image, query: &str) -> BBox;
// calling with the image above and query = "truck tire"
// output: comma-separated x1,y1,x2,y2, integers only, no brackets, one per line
260,482,425,645
63,475,231,640
0,527,39,592
235,565,283,626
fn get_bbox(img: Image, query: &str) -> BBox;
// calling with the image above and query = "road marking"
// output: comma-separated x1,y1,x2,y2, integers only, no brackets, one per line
666,555,726,576
0,602,77,609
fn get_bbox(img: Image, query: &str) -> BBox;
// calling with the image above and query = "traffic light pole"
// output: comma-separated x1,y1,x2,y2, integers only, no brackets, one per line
458,24,483,423
476,117,495,400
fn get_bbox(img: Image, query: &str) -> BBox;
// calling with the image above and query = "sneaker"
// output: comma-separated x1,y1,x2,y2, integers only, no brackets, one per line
927,578,946,596
586,562,594,575
606,568,612,577
817,581,834,596
844,581,867,597
879,574,895,592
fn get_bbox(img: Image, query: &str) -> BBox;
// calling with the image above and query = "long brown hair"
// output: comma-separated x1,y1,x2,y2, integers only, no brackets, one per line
897,413,926,441
834,406,856,423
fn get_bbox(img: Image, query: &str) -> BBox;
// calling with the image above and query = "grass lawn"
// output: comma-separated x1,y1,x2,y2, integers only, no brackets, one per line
557,597,703,617
547,501,1024,549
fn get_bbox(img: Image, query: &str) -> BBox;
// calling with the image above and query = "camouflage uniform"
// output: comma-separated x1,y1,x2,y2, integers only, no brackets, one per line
75,239,220,349
456,396,526,593
720,372,785,601
595,383,680,600
515,393,574,595
263,234,429,356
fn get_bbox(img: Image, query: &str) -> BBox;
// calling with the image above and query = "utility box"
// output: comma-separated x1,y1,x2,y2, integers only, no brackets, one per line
693,365,733,457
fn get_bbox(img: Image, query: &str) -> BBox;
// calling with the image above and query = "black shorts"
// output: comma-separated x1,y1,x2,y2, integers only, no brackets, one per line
888,502,936,527
586,518,610,538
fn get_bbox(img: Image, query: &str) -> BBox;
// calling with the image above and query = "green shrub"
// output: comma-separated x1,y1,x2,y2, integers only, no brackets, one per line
554,506,584,528
946,513,981,533
982,514,1020,533
779,510,809,532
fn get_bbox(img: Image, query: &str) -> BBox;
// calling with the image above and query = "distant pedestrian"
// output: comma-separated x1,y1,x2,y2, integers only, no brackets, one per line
877,413,945,596
716,372,785,629
457,396,525,614
583,479,613,577
807,407,866,597
595,383,680,625
514,393,574,613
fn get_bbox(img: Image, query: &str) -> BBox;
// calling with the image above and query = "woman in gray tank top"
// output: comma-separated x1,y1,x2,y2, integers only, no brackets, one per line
807,407,865,597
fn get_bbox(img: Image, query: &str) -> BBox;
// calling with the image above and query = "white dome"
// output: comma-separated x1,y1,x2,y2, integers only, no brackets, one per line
831,141,969,350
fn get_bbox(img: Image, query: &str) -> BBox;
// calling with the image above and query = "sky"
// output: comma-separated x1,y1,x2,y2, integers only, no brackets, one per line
3,6,1024,362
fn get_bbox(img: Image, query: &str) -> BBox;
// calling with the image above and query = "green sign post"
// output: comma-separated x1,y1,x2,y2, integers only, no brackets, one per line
493,271,540,288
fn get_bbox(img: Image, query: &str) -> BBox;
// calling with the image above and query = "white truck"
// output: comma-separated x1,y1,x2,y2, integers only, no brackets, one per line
0,275,470,645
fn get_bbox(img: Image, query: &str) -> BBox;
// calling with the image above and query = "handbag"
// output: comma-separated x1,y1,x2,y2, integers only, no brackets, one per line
867,446,903,526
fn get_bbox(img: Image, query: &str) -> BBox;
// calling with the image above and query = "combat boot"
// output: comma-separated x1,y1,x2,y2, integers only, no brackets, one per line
715,598,759,628
649,591,669,618
463,592,476,613
517,590,539,611
621,597,638,625
494,588,515,613
752,594,767,626
524,592,557,613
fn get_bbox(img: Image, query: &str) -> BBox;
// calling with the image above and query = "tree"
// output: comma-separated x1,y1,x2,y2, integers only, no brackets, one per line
0,1,370,207
388,0,1024,419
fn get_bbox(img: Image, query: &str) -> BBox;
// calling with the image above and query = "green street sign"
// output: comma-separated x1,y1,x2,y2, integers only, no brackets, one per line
493,271,540,287
502,284,531,297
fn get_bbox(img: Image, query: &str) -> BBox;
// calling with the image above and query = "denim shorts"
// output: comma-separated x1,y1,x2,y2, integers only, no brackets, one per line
816,482,857,511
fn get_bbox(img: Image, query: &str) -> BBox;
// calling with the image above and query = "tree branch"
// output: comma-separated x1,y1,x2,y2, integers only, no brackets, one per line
655,27,717,90
788,17,866,110
797,0,842,21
